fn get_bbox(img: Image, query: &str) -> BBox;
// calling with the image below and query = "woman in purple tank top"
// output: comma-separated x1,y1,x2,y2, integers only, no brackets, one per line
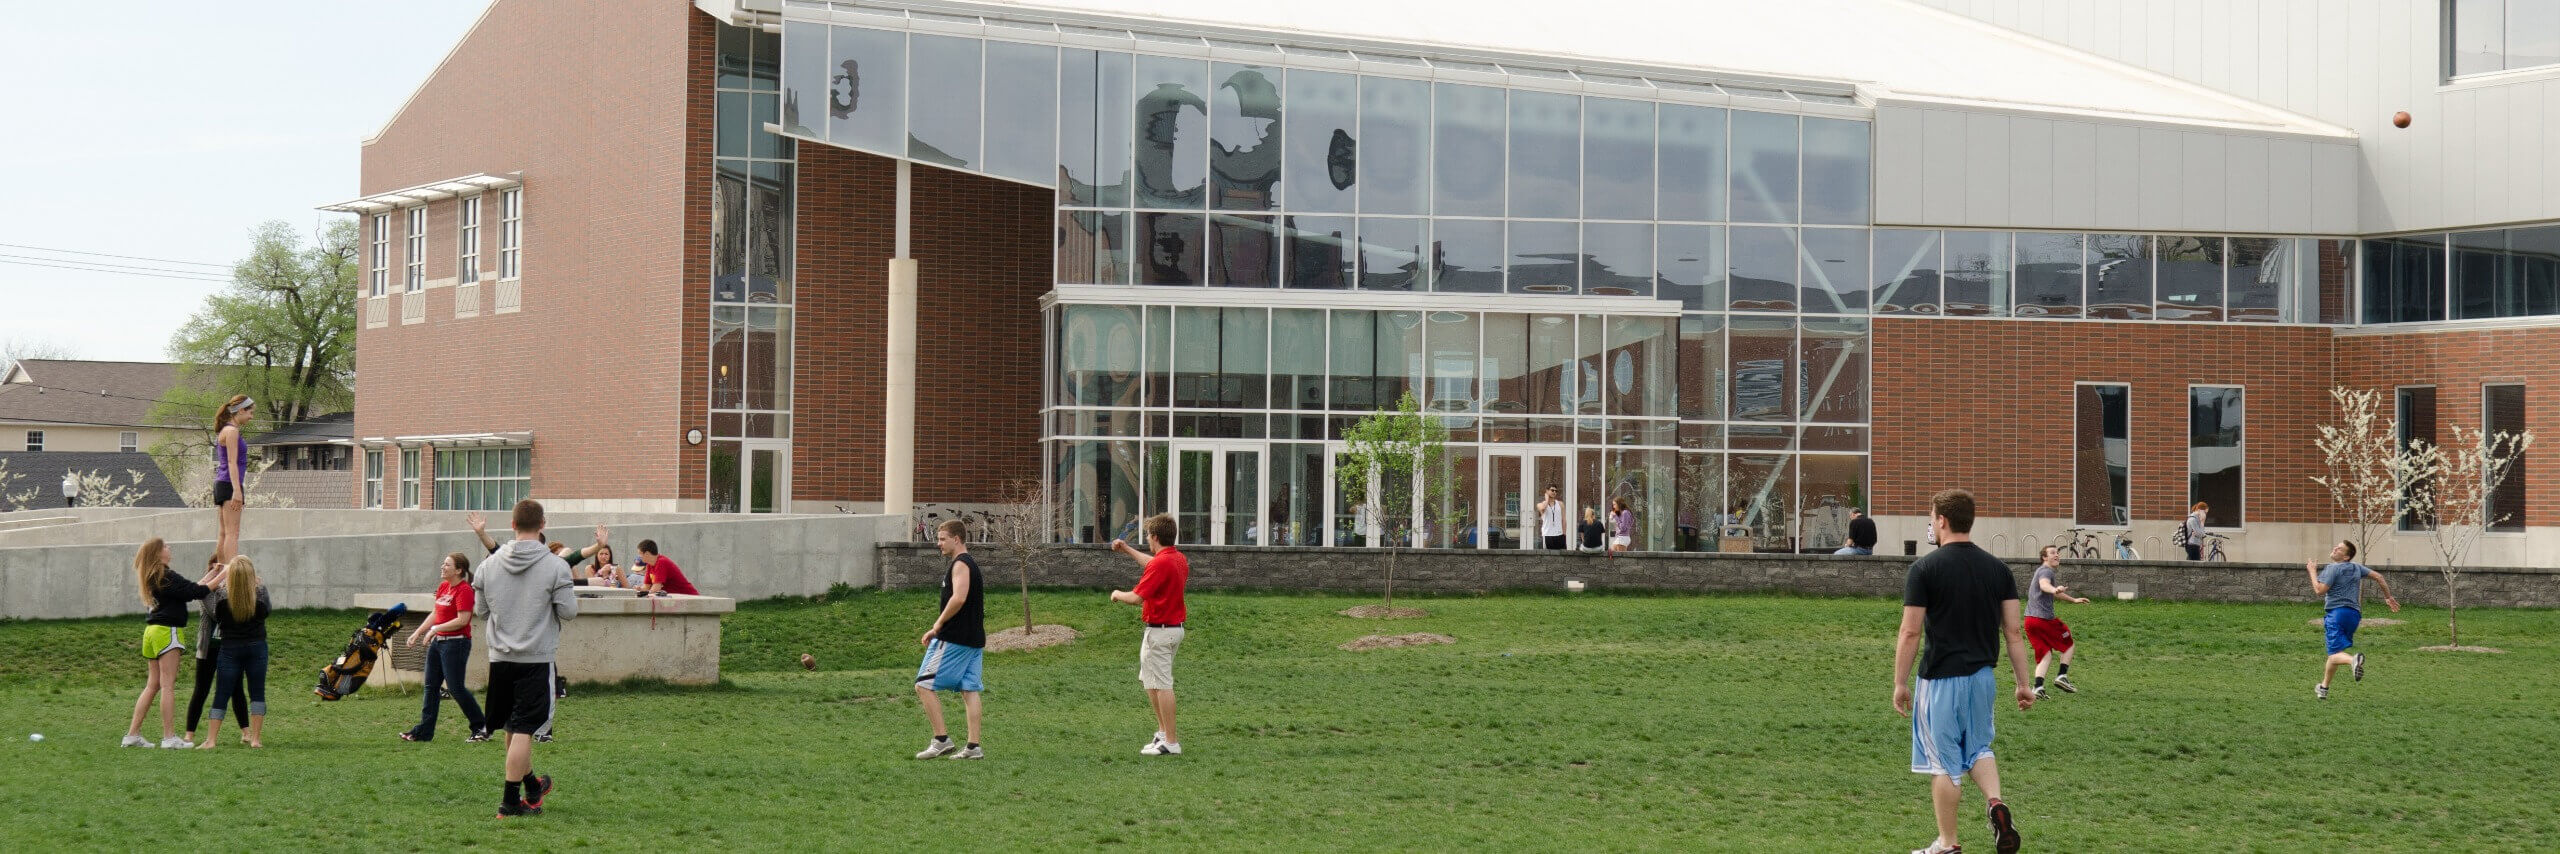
213,395,253,564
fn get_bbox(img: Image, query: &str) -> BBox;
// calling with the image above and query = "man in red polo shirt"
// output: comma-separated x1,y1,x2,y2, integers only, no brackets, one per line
636,540,698,596
1110,513,1188,757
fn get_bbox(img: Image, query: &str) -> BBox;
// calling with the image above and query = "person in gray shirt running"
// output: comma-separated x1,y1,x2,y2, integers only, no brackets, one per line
2024,546,2091,698
2308,540,2398,700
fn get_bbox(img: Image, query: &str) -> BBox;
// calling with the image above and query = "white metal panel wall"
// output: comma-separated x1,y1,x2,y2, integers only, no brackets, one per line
1912,0,2560,233
1872,103,2358,233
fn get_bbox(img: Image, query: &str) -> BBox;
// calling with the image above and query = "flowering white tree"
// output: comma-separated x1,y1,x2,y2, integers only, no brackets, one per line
0,459,37,511
2309,387,2406,560
2402,424,2534,650
70,469,155,509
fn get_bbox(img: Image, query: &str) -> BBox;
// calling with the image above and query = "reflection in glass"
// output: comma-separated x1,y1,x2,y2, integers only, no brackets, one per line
713,162,748,301
1729,226,1798,312
710,441,741,514
719,22,754,89
1507,220,1575,294
827,26,904,155
1360,77,1430,215
1584,223,1652,296
2013,232,2084,318
1268,443,1327,546
718,91,751,158
781,22,825,136
1145,307,1171,407
2086,234,2152,319
1059,49,1132,207
1057,210,1129,284
1659,105,1726,222
1138,213,1204,285
2452,0,2508,75
2359,235,2446,323
1871,229,1939,315
1433,83,1506,217
1284,69,1356,212
2227,237,2290,322
1425,311,1481,413
2188,386,2243,526
1058,440,1143,543
1135,56,1209,208
1677,315,1724,420
1270,308,1326,409
2074,383,2131,526
1800,228,1868,314
1675,452,1724,551
1328,309,1376,411
1729,315,1794,422
1801,118,1870,226
2452,229,2513,320
1727,452,1795,549
1283,215,1352,288
1659,224,1726,311
1942,231,2011,317
711,307,743,409
1797,454,1864,550
1211,64,1283,210
983,42,1059,185
1209,214,1279,287
2155,235,2224,321
1058,304,1143,407
1358,217,1424,290
746,307,789,411
1730,111,1800,224
748,163,792,303
1431,219,1504,293
1481,314,1527,413
1584,98,1654,221
1173,307,1266,409
1575,313,1606,416
1509,90,1580,218
1607,316,1673,418
2514,226,2560,316
1801,317,1868,423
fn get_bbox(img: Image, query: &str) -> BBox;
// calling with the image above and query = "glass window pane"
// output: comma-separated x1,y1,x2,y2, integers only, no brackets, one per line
2087,234,2153,320
1433,83,1507,217
1506,220,1574,294
1507,89,1579,218
2454,0,2507,75
1659,105,1726,222
984,42,1059,185
1730,111,1799,224
713,161,748,302
1358,217,1424,291
1675,452,1724,551
1432,218,1504,293
1135,55,1209,208
712,306,744,409
1283,215,1353,288
1729,226,1798,312
1801,118,1870,225
719,21,753,89
1060,304,1143,407
1482,313,1527,414
2189,386,2243,526
827,26,904,155
1800,228,1869,314
1328,309,1379,411
1381,310,1426,407
1359,77,1430,215
2075,383,2132,526
750,92,784,159
710,441,741,513
1209,214,1280,287
2014,232,2085,318
2227,237,2290,322
1584,98,1654,221
1606,316,1674,418
782,22,826,136
719,90,751,158
1425,311,1481,413
2512,0,2560,69
1267,443,1328,546
1678,315,1724,420
2514,226,2560,316
749,163,792,304
1584,223,1652,296
750,27,780,90
1797,453,1865,551
1727,452,1795,549
2155,235,2225,321
1574,314,1606,417
1211,63,1283,210
1137,212,1204,285
1283,69,1356,212
1059,49,1132,207
1729,315,1795,422
1057,210,1129,285
1271,308,1326,409
2452,229,2509,319
2360,235,2447,323
1871,228,1939,315
1942,231,2012,317
1659,224,1726,311
1801,317,1868,423
2486,383,2528,531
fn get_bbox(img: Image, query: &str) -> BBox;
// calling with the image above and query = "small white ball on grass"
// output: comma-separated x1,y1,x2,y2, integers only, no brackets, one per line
27,733,42,742
1564,579,1586,593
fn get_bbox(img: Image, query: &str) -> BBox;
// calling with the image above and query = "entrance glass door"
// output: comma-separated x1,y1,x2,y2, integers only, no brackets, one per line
1482,448,1572,549
743,439,789,514
1169,443,1262,546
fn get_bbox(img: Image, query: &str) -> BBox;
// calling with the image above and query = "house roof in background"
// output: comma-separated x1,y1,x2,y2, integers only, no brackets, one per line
0,452,188,509
0,360,184,430
249,411,356,447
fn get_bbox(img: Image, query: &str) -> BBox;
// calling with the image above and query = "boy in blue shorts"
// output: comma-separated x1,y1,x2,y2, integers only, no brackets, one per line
1892,489,2035,854
2308,540,2398,700
914,520,987,759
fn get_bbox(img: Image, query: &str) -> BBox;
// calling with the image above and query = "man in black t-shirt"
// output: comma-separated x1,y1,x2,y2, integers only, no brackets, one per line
914,519,987,760
1891,489,2035,854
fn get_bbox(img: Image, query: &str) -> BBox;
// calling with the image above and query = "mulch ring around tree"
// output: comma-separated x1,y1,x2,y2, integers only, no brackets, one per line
1338,605,1430,619
2417,645,2508,654
1340,633,1455,652
2306,618,2406,627
984,625,1081,652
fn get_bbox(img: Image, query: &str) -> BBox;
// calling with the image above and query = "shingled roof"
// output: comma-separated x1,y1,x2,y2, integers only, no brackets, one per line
0,451,188,509
0,360,184,430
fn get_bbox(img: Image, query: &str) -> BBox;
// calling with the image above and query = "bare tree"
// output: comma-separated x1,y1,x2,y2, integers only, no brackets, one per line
2403,424,2534,649
982,478,1065,636
2310,387,2406,559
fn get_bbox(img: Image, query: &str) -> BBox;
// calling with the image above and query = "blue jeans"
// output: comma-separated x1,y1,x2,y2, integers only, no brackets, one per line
207,640,268,721
410,637,485,739
1833,546,1873,555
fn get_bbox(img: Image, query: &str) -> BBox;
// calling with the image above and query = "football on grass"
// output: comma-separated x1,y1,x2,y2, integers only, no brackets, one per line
799,653,817,671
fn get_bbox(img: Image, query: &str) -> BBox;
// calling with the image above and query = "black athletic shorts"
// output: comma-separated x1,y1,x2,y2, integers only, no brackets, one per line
212,481,236,506
483,660,557,737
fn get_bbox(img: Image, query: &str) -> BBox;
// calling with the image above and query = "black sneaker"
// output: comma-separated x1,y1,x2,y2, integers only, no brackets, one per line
1987,799,2020,854
496,801,542,818
525,774,553,810
466,729,492,743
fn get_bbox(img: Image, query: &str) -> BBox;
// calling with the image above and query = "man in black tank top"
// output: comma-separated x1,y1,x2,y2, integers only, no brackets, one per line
913,520,987,759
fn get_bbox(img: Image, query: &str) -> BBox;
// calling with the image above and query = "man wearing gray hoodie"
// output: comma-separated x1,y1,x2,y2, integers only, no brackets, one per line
473,499,577,818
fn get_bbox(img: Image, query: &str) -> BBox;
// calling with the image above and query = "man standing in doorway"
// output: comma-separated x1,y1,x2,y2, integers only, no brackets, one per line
913,519,987,760
1110,514,1188,756
1536,486,1566,550
2309,540,2398,700
474,499,577,818
1892,489,2035,854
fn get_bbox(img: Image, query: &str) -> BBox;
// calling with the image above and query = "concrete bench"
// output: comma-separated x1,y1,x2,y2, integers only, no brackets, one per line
350,589,736,689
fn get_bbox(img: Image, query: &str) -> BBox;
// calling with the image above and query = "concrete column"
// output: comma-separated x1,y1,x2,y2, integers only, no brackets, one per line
884,160,916,518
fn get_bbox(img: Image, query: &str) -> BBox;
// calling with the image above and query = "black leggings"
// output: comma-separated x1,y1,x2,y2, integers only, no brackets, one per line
185,642,250,733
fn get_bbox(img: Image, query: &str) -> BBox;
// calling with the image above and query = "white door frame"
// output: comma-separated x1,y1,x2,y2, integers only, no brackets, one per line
739,438,791,514
1167,440,1264,546
1481,446,1576,550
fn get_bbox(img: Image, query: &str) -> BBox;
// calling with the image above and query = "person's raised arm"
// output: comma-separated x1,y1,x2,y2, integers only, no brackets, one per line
2003,599,2036,710
2306,561,2330,595
1109,538,1153,568
468,512,498,554
922,561,972,646
1891,606,1924,717
2367,568,2401,612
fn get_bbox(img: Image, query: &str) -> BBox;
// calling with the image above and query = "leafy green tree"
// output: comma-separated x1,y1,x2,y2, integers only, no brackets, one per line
1335,392,1462,609
148,220,358,493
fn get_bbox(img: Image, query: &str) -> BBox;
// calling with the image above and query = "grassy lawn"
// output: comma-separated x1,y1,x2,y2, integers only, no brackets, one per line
3,588,2556,851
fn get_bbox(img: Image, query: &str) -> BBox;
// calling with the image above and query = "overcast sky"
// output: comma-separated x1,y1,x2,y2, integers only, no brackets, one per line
0,2,493,364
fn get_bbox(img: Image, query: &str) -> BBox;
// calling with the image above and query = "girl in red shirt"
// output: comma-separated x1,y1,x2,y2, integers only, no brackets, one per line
401,552,489,742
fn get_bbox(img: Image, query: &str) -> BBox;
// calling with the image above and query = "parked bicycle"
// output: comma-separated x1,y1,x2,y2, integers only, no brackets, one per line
2113,532,2141,560
2197,531,2233,561
2055,528,2106,560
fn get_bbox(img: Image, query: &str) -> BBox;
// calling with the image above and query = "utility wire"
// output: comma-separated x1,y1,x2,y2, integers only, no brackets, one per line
0,253,238,280
0,258,234,284
0,242,233,269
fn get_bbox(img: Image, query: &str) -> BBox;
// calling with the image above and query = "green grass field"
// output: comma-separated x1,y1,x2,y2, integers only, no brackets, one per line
3,589,2556,851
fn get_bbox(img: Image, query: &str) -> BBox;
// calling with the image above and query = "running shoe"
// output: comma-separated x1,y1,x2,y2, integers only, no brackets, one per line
496,802,542,818
2033,685,2049,700
1140,740,1182,756
1987,798,2021,854
399,732,424,742
159,736,192,749
915,738,959,759
525,774,552,809
2316,682,2329,700
466,729,492,743
949,744,984,760
2052,675,2077,694
2352,653,2365,682
121,734,151,748
1910,842,1960,854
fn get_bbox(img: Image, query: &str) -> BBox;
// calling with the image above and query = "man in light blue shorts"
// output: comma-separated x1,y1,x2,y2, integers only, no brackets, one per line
2308,540,2398,700
1892,489,2036,854
914,520,988,759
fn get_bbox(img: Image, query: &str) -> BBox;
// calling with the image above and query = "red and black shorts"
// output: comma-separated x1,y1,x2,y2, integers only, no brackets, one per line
2024,616,2074,661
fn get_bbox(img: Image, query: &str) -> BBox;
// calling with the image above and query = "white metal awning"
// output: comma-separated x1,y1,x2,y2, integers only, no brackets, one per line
319,173,522,213
362,432,535,449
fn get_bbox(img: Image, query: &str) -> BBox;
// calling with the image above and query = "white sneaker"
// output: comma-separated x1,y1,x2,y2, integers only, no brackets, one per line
1140,740,1181,756
159,736,192,749
914,737,959,760
948,744,984,760
120,734,151,748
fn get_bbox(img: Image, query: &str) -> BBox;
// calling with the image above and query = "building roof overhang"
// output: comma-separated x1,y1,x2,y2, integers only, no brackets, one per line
364,432,535,448
319,173,522,214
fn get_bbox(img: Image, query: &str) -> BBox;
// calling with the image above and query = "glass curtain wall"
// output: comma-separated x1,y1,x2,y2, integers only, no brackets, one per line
715,22,796,513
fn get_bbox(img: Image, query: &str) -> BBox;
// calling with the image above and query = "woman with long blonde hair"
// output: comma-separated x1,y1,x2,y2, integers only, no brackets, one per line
211,395,254,564
124,538,226,748
197,556,272,749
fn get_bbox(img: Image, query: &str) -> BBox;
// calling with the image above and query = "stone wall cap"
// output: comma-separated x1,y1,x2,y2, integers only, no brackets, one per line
353,591,736,615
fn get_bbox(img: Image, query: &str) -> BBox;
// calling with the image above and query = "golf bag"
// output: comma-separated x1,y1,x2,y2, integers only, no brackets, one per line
315,603,407,701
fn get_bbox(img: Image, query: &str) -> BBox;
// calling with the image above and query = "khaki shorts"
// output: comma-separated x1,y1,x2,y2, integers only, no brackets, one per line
1139,626,1185,691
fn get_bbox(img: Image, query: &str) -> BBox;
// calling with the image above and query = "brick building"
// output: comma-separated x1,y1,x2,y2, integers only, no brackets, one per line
334,0,2559,566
